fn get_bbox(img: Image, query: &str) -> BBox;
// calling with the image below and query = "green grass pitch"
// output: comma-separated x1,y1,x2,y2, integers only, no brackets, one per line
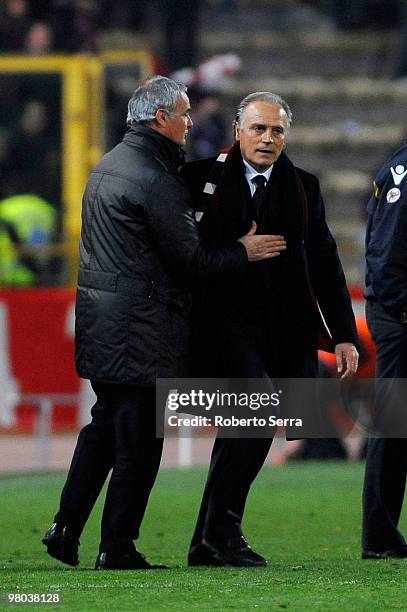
1,462,406,611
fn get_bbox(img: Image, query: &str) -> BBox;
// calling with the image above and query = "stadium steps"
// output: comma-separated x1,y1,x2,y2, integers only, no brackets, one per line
201,31,397,79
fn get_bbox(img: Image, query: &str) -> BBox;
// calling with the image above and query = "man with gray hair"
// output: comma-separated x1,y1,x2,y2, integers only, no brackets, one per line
42,77,281,570
182,91,359,567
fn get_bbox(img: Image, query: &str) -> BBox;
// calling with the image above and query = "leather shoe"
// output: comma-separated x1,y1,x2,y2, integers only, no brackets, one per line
42,522,79,567
95,549,167,570
189,535,267,567
188,541,229,567
362,546,407,559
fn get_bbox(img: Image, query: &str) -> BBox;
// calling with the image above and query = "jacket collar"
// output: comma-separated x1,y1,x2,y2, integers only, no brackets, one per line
123,124,185,170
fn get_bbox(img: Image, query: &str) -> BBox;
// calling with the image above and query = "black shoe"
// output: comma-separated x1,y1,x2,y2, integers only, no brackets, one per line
42,522,79,567
95,549,167,570
362,546,407,559
189,535,267,567
188,541,230,567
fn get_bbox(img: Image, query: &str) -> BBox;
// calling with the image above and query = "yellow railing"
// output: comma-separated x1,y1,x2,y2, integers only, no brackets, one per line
0,51,154,283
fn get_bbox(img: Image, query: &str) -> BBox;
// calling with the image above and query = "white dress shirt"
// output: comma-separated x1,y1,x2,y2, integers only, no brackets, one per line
243,160,273,196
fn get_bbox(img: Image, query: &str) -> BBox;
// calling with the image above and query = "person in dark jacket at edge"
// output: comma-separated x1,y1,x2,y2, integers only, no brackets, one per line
362,141,407,559
41,76,283,570
181,91,359,568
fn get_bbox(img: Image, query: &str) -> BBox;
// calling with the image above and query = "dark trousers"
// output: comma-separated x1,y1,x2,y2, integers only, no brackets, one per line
362,301,407,551
55,382,163,552
191,325,277,548
190,435,272,546
190,315,317,549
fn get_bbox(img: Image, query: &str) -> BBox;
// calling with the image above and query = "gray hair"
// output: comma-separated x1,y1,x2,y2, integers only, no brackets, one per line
235,91,293,128
126,75,187,126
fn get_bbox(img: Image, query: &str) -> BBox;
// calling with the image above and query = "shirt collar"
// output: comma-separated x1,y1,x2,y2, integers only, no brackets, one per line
243,159,273,183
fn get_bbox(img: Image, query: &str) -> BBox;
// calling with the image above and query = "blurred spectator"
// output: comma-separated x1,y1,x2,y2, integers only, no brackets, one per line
25,21,53,55
0,0,108,54
157,0,201,72
0,0,30,52
188,89,228,160
171,52,240,159
0,193,57,286
172,53,241,91
2,100,60,204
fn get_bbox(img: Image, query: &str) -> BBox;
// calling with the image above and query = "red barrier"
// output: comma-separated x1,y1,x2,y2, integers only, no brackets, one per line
0,288,371,434
0,289,79,432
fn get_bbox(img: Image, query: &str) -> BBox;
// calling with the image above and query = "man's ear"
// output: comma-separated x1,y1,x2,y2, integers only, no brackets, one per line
155,108,167,128
235,122,241,141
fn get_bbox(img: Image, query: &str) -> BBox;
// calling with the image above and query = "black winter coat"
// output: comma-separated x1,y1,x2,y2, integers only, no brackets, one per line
75,125,247,386
181,146,358,377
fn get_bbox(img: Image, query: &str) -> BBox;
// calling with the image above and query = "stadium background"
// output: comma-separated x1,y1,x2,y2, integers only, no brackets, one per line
0,0,397,467
1,3,407,609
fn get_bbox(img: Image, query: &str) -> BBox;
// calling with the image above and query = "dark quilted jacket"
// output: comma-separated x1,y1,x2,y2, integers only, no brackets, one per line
75,125,247,385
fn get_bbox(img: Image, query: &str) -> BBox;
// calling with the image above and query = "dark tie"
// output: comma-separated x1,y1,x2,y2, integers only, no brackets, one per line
251,175,267,217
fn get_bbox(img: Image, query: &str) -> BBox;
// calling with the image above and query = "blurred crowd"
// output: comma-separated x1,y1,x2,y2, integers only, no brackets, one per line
0,0,147,54
0,1,233,199
0,0,203,66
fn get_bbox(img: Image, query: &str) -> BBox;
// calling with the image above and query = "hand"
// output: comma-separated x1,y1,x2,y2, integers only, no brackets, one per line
335,342,359,379
238,221,287,262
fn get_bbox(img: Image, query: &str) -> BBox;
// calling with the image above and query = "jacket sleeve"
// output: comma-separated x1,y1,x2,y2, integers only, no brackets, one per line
306,174,358,346
366,191,407,312
145,171,249,280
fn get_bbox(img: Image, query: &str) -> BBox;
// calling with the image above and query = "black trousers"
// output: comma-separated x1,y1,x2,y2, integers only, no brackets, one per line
190,319,318,548
362,301,407,551
190,330,273,547
55,382,163,553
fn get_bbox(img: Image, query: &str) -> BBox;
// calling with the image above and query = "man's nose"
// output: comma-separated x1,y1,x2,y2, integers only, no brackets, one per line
187,114,193,128
262,130,274,142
